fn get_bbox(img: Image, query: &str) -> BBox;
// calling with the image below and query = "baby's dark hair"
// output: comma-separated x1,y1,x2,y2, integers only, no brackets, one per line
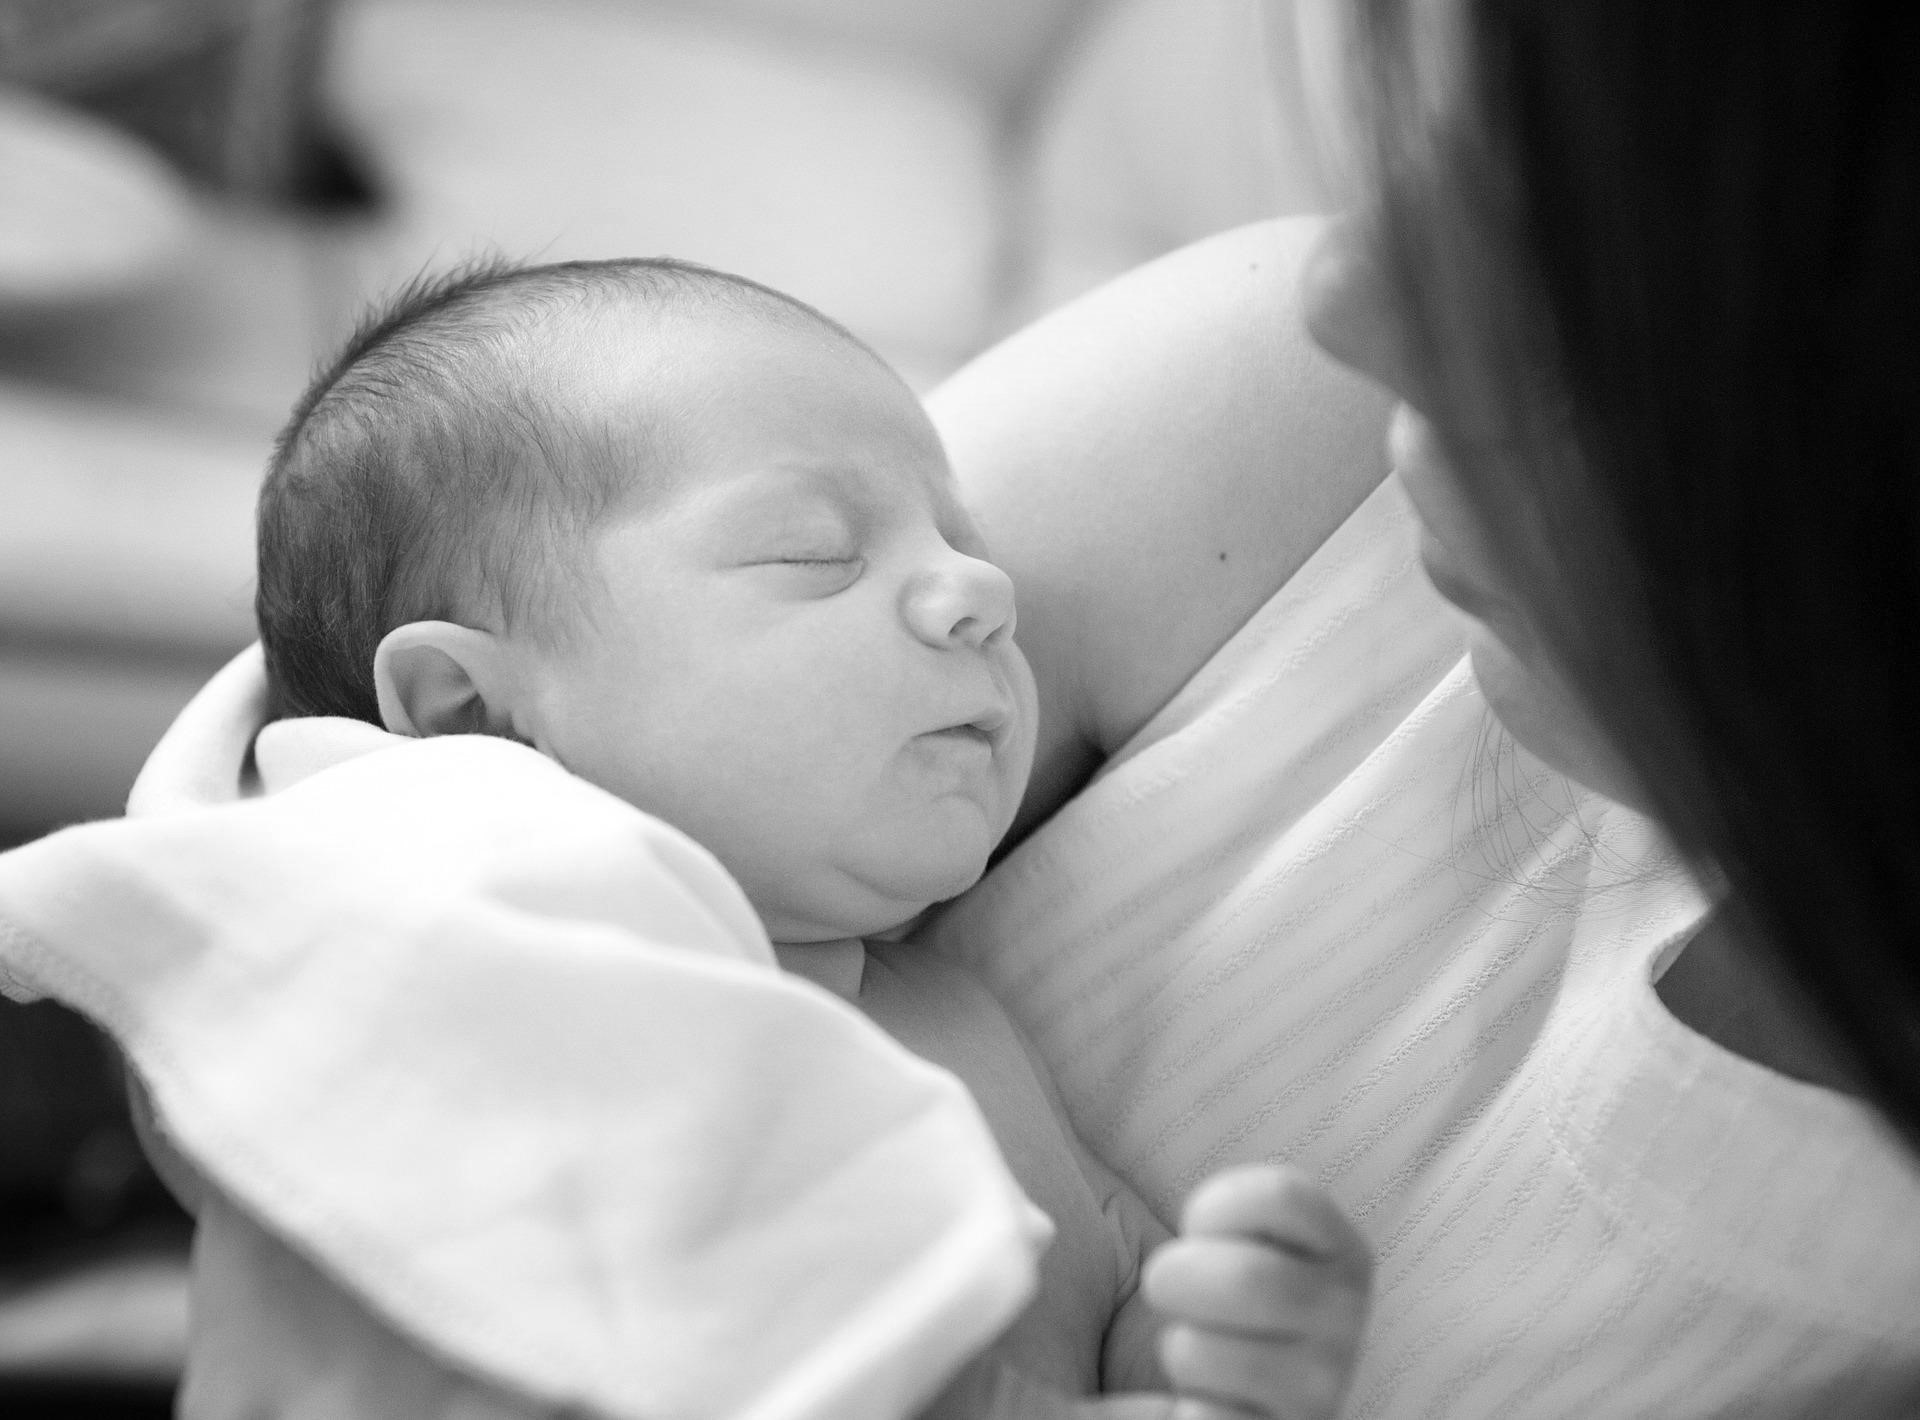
256,254,871,724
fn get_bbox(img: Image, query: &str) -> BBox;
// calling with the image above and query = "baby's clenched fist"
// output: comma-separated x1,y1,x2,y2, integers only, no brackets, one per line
1142,1164,1372,1420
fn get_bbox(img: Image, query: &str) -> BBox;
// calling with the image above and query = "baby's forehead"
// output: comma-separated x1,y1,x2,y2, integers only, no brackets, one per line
565,310,936,447
534,296,893,416
545,282,854,369
599,445,964,547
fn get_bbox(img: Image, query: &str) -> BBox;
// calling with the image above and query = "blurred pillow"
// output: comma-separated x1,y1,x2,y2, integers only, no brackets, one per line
617,0,1102,106
1007,0,1326,324
0,86,190,312
329,0,1003,385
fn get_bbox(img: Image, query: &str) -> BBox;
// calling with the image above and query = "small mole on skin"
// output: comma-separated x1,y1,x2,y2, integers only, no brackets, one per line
1217,551,1229,563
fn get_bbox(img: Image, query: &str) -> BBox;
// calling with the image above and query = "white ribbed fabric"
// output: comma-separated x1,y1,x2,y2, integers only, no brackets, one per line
924,475,1920,1417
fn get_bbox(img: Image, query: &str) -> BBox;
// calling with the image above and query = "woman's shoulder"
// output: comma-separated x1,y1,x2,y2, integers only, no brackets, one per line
930,218,1392,835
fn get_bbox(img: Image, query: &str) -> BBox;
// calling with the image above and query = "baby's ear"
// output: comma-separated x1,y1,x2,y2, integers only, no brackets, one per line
373,622,519,738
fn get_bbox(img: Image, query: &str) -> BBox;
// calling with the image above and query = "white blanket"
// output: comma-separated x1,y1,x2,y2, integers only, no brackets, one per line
0,647,1047,1420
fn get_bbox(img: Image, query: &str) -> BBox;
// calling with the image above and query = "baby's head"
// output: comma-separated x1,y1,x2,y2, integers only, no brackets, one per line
258,257,1037,942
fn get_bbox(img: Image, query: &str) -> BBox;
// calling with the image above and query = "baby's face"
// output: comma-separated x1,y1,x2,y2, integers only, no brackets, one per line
520,314,1038,942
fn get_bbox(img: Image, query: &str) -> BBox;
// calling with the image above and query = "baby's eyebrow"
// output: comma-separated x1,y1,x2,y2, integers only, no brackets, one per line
769,461,910,525
779,459,879,501
700,455,947,544
696,470,860,541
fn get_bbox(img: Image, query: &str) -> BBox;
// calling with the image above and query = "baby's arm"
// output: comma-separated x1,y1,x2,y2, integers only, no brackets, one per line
1142,1164,1372,1420
988,999,1368,1417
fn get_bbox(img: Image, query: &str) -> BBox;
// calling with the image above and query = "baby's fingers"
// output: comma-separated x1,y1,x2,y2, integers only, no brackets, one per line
1179,1165,1371,1290
1157,1321,1351,1420
1143,1166,1373,1420
1142,1234,1366,1341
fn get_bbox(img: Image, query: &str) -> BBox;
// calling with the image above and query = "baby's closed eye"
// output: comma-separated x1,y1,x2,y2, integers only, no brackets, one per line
748,552,864,593
771,551,859,566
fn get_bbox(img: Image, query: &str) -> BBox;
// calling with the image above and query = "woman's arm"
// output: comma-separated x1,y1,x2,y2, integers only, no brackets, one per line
929,217,1391,838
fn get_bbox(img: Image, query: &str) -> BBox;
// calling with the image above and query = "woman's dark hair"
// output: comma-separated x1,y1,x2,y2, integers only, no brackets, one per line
1355,2,1920,1141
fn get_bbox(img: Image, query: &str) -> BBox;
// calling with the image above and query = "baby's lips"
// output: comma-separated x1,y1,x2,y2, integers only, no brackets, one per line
967,704,1012,738
922,693,1012,741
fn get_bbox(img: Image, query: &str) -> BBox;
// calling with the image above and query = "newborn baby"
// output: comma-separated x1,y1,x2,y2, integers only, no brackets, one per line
255,255,1369,1418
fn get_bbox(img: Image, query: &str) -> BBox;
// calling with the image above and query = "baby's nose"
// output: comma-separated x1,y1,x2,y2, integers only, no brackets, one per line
906,552,1016,650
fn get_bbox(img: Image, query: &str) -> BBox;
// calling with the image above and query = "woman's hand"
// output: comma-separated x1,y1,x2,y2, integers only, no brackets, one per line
1142,1164,1372,1420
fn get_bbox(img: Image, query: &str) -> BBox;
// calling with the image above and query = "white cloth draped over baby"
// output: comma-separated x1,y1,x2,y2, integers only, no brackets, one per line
0,656,1050,1420
923,474,1920,1416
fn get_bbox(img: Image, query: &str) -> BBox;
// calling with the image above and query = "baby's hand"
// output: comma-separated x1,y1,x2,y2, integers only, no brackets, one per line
1141,1164,1371,1420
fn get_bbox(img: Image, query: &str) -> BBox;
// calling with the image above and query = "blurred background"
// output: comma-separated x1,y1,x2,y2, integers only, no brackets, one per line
0,0,1328,1409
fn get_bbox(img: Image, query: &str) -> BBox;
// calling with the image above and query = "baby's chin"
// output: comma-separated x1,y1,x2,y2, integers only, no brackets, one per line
760,851,993,945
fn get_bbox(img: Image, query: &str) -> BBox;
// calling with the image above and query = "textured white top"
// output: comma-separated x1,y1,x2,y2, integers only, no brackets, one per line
923,475,1920,1417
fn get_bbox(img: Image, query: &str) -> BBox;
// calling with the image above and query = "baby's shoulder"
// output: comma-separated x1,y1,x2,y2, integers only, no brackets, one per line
859,942,1083,1164
858,941,1025,1062
861,944,1151,1392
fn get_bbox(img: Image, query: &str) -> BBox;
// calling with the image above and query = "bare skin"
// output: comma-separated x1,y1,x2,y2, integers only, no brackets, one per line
939,211,1860,1100
928,217,1393,845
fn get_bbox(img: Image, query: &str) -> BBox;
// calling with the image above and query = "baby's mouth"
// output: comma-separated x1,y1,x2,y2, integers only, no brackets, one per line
924,722,996,750
923,705,1008,751
966,705,1010,739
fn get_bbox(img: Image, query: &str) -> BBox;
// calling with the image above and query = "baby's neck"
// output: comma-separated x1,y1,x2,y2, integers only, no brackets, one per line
771,937,866,1001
